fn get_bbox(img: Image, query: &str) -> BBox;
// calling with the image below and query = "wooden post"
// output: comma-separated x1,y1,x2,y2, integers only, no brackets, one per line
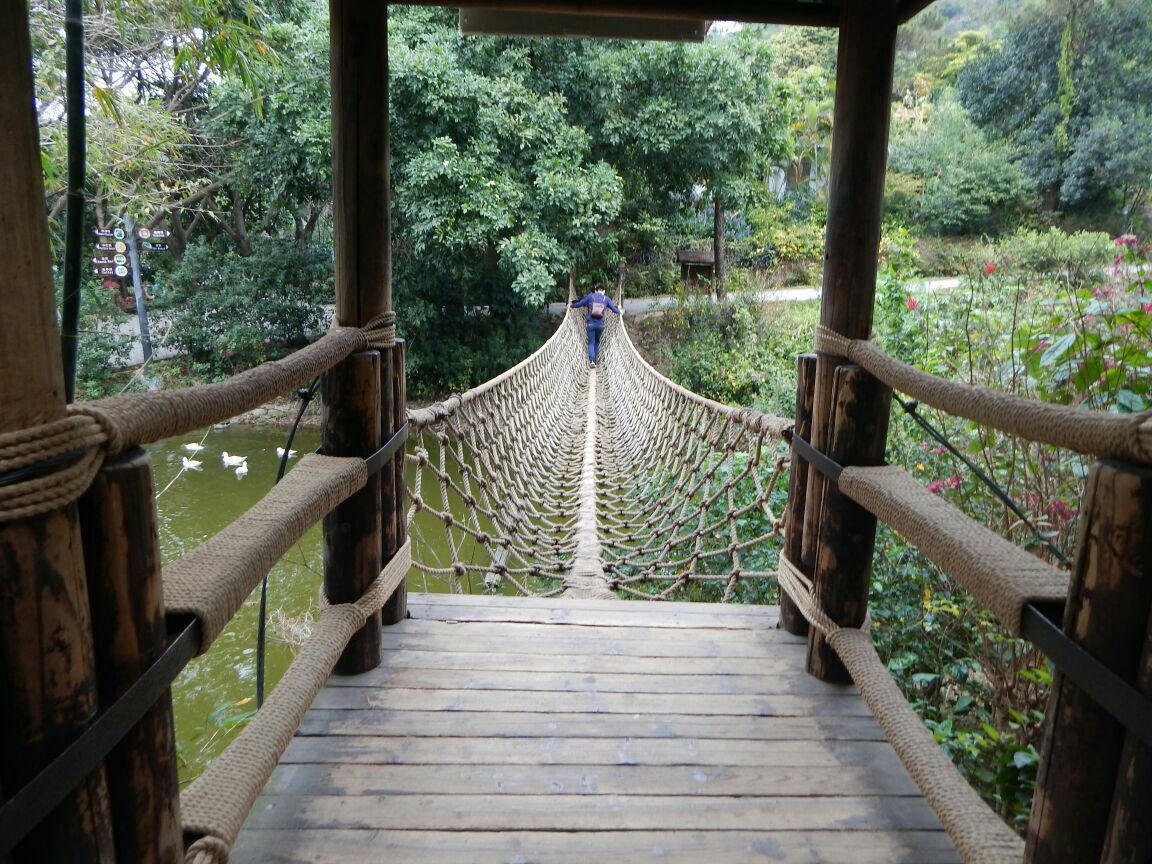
382,339,408,625
805,365,891,683
0,2,114,859
79,449,181,864
799,0,897,678
1102,603,1152,864
1027,460,1152,864
322,352,383,674
780,353,816,636
327,0,390,665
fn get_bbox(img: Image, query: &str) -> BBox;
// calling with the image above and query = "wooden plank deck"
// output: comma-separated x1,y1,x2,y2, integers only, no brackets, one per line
233,594,960,863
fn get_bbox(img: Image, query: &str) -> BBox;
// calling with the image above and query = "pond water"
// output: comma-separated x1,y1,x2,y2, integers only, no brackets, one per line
147,423,481,785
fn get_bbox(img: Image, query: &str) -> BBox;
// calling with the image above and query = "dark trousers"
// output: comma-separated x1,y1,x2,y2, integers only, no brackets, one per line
587,323,604,362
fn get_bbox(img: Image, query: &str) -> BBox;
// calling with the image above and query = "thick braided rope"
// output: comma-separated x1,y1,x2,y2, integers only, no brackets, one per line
777,556,1024,864
815,324,1152,463
0,316,392,525
181,539,411,864
405,313,585,595
164,455,367,651
838,466,1068,636
0,416,107,521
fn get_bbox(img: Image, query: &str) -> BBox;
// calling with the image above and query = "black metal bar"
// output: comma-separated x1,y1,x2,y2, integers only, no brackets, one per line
0,449,85,489
787,429,843,483
365,422,408,477
0,618,200,856
60,0,86,403
1021,604,1152,748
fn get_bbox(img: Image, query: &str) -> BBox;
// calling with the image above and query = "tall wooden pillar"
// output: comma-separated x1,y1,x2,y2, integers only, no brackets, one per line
1027,461,1152,864
325,0,393,671
801,0,899,681
0,1,114,859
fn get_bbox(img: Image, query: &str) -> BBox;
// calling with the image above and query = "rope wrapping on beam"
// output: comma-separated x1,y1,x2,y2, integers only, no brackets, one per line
164,454,367,653
813,324,1152,464
0,315,395,525
777,555,1025,864
181,539,412,864
837,465,1068,636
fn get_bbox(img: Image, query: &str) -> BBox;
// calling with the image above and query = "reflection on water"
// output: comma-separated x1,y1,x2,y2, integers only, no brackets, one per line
149,425,325,785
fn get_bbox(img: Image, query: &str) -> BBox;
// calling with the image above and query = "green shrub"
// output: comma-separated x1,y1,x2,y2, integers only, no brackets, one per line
995,227,1113,276
166,238,332,378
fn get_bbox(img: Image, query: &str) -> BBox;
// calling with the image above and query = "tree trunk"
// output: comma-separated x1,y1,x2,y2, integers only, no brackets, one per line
713,193,726,303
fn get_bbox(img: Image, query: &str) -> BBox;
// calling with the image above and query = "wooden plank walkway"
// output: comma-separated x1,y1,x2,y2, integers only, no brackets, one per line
233,594,959,863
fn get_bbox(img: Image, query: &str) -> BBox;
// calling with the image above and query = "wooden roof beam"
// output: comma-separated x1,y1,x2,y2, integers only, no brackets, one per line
400,1,843,28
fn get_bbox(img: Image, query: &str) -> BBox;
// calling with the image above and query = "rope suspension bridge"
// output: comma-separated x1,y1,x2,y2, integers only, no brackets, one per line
405,309,790,602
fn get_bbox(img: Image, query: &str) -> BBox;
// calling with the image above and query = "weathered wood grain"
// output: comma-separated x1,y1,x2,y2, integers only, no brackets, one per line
234,595,954,862
232,829,960,864
296,709,888,741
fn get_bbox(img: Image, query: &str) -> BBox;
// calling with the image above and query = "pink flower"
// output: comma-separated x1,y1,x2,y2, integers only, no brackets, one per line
906,296,920,310
1046,500,1079,521
927,480,945,494
947,474,962,490
983,262,996,275
1115,234,1139,247
930,446,947,456
1034,338,1051,351
1142,303,1152,313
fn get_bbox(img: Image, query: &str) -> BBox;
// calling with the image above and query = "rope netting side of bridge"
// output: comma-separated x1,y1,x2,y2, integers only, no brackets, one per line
402,310,794,602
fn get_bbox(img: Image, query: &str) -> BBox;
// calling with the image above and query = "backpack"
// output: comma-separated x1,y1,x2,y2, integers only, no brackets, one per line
590,293,606,318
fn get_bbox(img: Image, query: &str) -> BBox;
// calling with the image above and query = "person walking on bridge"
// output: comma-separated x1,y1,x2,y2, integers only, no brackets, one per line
570,286,620,368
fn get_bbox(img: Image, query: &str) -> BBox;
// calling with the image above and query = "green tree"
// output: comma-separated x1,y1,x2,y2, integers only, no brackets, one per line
957,1,1152,221
889,93,1030,235
388,7,623,391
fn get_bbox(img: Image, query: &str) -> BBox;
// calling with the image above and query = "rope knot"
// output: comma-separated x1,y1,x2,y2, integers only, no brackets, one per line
362,311,398,349
184,835,230,864
0,413,110,524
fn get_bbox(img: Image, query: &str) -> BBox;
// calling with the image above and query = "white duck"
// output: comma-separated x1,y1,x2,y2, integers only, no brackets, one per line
221,451,247,467
181,457,202,470
182,442,204,453
276,447,298,458
235,463,249,478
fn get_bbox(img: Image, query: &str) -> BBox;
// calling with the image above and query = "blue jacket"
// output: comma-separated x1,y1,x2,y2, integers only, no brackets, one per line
571,290,621,326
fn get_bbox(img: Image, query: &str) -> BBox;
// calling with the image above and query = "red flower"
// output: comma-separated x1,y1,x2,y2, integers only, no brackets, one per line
1046,500,1079,521
983,262,996,275
927,480,945,494
1143,303,1152,313
906,296,920,310
947,474,962,490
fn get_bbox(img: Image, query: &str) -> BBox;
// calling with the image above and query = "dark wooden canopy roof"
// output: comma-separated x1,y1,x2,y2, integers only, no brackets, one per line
402,0,937,28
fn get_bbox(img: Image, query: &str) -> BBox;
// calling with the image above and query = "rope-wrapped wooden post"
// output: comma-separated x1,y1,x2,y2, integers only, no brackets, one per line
78,449,181,863
0,4,114,859
801,0,897,658
780,353,816,635
1027,460,1152,864
381,339,408,625
806,365,891,683
326,0,390,668
322,351,383,674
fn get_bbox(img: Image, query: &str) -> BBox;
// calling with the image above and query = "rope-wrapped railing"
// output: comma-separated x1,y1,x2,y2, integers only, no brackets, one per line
837,465,1068,637
164,454,368,652
0,314,396,525
777,555,1026,864
182,538,412,864
814,324,1152,464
